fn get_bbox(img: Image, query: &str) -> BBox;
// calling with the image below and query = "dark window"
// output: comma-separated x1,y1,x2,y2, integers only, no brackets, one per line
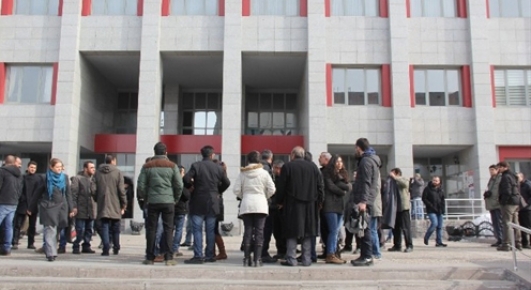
245,93,298,135
179,92,222,135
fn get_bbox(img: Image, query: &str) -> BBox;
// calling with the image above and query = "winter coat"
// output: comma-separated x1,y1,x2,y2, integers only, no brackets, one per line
352,148,382,206
395,177,410,211
175,187,191,216
519,180,531,211
71,173,97,220
422,182,445,215
35,175,73,228
323,173,349,214
137,155,183,205
184,158,230,217
234,163,276,216
275,158,324,239
381,177,398,229
485,174,502,211
260,160,274,179
94,164,126,220
499,170,520,206
16,173,43,214
409,177,425,199
0,165,23,205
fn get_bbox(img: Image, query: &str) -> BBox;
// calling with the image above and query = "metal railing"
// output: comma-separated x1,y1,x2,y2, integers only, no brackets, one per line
508,222,531,272
444,198,485,220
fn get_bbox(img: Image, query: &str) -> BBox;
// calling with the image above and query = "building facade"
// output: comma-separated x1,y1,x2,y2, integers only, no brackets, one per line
0,0,530,228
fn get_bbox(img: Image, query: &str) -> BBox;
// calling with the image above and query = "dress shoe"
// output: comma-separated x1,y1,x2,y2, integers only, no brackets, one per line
113,249,119,255
491,242,501,247
262,256,278,263
101,252,110,256
404,247,413,253
180,243,191,247
387,246,402,252
27,245,36,250
184,257,204,264
58,247,66,254
73,249,81,255
280,261,295,267
82,248,96,254
424,237,428,246
350,257,374,267
325,254,346,264
435,243,448,247
341,246,352,253
46,256,54,262
204,258,217,263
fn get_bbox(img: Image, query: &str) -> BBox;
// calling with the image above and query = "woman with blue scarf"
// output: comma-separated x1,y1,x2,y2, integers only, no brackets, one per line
30,158,75,261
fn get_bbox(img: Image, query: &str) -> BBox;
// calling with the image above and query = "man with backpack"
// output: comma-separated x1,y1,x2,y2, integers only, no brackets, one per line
496,162,522,251
517,173,531,249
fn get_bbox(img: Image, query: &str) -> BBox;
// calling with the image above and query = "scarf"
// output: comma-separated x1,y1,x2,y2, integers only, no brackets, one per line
46,169,66,200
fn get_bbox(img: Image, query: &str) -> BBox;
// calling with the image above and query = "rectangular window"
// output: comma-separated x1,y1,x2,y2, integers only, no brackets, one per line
14,0,59,15
245,93,297,135
5,65,53,104
410,0,456,17
113,92,138,134
251,0,299,16
330,0,379,16
494,69,531,106
170,0,218,15
333,68,381,106
414,68,461,106
180,92,222,135
489,0,531,18
92,0,137,16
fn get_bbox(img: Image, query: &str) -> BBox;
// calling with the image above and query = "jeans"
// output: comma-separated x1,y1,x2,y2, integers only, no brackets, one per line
59,228,67,248
146,203,174,261
191,215,216,259
242,213,267,246
490,209,503,244
370,216,380,258
324,212,343,255
73,218,94,251
425,213,444,244
184,214,193,244
411,198,424,220
101,218,121,254
0,204,16,252
154,216,164,256
172,214,186,253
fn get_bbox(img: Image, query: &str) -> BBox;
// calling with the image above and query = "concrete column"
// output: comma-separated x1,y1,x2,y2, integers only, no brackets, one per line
388,0,414,175
163,85,179,135
221,0,243,232
51,0,83,174
306,0,327,158
467,2,496,195
134,0,163,221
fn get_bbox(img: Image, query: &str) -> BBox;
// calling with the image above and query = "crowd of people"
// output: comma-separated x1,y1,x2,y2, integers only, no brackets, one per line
0,137,529,266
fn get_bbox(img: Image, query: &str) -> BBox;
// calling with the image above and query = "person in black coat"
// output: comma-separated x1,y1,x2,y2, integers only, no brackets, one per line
12,161,42,250
276,146,324,267
497,161,521,251
517,173,531,249
172,165,190,256
0,155,23,255
422,176,447,247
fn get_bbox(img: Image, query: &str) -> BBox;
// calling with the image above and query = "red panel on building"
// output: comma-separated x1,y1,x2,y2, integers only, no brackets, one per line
51,63,59,105
409,65,415,107
461,65,472,108
81,0,91,16
58,0,63,16
137,0,143,16
161,0,170,16
94,134,137,153
490,65,496,107
241,135,304,155
324,0,330,17
499,146,531,161
379,0,388,18
485,0,490,18
326,63,332,106
161,135,222,154
457,0,467,18
242,0,250,16
1,0,13,15
300,0,307,17
381,64,392,107
218,0,225,16
0,63,5,104
405,0,411,17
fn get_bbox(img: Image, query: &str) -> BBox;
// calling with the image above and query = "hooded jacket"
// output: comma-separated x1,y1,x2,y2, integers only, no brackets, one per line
422,181,445,215
137,155,183,205
71,172,97,219
352,148,382,206
234,163,276,216
0,165,23,205
93,164,126,220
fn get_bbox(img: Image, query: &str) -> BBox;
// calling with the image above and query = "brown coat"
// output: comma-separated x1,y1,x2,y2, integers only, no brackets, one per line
93,164,126,220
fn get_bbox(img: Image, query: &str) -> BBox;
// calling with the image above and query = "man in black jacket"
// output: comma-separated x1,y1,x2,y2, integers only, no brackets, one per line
497,161,521,251
183,145,230,264
271,160,286,259
0,155,23,255
12,161,42,250
260,149,278,263
517,173,531,249
422,176,447,247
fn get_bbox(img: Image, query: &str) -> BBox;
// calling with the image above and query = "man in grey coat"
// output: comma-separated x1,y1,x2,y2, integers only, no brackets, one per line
484,164,502,247
71,161,97,254
93,155,126,256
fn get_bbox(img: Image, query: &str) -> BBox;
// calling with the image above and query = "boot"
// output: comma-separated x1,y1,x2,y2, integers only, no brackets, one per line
254,244,263,267
215,235,227,260
325,254,346,264
243,244,252,267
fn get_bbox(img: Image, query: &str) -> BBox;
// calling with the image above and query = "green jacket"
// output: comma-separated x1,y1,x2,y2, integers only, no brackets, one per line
485,174,501,211
395,176,411,211
137,155,183,205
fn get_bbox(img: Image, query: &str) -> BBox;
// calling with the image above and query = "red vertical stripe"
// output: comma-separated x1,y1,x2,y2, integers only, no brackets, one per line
457,0,467,18
51,63,59,106
405,0,411,17
1,0,13,15
461,65,472,108
161,0,170,16
379,0,388,18
300,0,307,17
218,0,225,16
409,65,415,107
326,64,332,107
381,65,392,107
58,0,63,16
0,63,5,104
324,0,330,17
137,0,143,16
242,0,250,16
490,66,496,108
81,0,91,16
486,0,490,18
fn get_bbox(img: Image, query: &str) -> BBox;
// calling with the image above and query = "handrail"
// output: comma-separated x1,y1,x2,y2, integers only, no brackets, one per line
508,222,531,272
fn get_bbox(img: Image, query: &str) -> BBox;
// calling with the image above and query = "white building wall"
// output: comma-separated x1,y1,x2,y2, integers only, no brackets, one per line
160,17,224,51
79,16,142,51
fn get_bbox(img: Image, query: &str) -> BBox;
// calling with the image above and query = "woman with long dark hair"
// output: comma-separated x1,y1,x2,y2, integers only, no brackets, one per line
322,155,350,264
